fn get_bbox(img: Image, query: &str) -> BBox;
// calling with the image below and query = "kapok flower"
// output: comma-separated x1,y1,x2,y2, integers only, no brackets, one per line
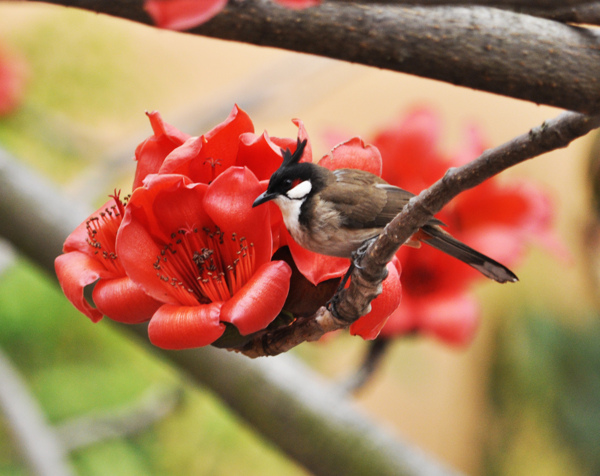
55,192,162,324
0,43,27,116
117,167,291,349
144,0,320,30
381,243,480,345
370,107,562,345
157,104,255,183
132,110,190,189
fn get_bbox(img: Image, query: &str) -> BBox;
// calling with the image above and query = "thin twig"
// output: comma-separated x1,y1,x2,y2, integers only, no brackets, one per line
23,0,600,113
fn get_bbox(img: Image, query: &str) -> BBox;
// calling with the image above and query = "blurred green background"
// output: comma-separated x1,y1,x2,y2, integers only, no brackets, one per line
0,3,599,475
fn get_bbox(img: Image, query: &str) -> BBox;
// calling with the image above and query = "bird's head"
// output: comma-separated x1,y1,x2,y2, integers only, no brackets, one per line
252,138,325,208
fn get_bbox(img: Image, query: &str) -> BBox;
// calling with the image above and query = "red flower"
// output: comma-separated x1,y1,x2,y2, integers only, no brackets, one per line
132,110,190,189
55,193,162,324
144,0,228,30
144,0,320,30
0,44,27,116
117,168,291,349
368,107,562,345
381,243,480,345
57,105,402,347
157,105,254,183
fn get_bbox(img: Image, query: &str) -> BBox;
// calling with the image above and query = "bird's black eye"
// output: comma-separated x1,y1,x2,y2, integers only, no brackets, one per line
283,178,293,188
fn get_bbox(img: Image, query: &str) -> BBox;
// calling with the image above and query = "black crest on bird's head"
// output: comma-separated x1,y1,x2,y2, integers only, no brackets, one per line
252,137,320,208
281,138,308,167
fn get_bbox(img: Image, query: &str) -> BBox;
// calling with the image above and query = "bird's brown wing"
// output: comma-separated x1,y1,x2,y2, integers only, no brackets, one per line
318,169,414,229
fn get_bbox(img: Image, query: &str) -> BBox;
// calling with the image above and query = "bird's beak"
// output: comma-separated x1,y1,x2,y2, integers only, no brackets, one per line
252,191,276,208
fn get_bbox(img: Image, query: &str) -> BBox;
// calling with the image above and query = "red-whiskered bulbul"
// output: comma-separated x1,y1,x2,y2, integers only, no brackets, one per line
252,138,518,283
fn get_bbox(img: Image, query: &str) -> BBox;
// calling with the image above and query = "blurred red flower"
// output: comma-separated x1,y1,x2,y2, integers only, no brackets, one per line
118,168,291,349
368,107,561,345
0,44,28,116
145,0,320,30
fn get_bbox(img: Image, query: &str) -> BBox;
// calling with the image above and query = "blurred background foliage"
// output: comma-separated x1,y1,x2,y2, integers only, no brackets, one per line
0,3,599,475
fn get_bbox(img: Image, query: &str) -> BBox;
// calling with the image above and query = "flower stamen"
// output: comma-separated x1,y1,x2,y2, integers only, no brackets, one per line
155,226,256,304
86,191,127,274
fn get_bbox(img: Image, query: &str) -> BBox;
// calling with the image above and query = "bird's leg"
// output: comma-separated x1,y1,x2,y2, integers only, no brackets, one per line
352,236,378,270
326,237,378,319
326,261,354,319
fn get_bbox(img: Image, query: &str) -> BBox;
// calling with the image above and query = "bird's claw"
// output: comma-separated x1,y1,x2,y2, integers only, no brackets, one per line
351,236,377,270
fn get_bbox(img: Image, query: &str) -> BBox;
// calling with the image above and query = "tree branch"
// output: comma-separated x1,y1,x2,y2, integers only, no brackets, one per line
0,347,75,476
326,0,600,23
25,0,600,114
326,0,598,8
129,327,464,476
236,111,600,357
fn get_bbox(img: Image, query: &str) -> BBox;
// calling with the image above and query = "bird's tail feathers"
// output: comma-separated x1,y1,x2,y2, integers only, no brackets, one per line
421,225,518,283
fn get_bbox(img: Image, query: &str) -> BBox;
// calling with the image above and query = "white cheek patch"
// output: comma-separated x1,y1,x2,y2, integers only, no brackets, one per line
286,180,312,200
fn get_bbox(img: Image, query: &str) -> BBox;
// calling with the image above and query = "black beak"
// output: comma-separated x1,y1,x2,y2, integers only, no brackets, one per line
252,191,276,208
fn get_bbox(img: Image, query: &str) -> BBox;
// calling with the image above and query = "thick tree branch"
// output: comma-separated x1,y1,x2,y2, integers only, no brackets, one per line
237,111,600,357
327,0,600,23
131,328,463,476
331,0,597,5
24,0,600,114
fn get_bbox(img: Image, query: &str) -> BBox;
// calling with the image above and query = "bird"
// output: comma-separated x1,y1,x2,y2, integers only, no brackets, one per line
252,138,518,284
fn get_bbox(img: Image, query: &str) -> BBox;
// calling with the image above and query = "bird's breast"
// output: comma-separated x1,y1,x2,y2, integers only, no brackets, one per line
288,197,381,258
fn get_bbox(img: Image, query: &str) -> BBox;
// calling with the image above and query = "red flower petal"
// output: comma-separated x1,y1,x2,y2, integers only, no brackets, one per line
117,176,211,304
397,242,477,297
286,228,350,285
450,123,486,166
237,131,285,181
148,302,226,349
93,277,162,324
203,167,273,268
55,252,105,323
274,0,321,8
375,107,447,191
62,199,116,257
0,44,27,116
319,137,382,176
220,261,292,335
271,119,313,164
350,259,402,340
159,105,254,183
144,0,227,30
417,294,480,346
132,111,190,189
